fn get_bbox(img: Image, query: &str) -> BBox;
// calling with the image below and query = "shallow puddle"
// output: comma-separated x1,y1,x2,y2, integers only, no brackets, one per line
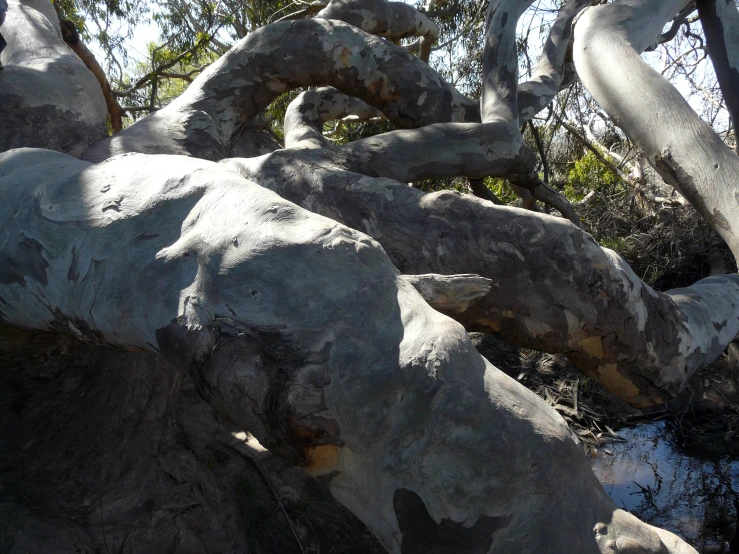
592,422,739,551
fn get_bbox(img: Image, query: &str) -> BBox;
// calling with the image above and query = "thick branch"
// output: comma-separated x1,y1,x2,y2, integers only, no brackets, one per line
224,149,739,408
481,0,535,123
574,0,739,259
0,0,107,156
316,0,439,62
333,120,532,182
284,87,383,149
0,148,696,553
697,0,739,147
517,0,591,122
82,19,477,162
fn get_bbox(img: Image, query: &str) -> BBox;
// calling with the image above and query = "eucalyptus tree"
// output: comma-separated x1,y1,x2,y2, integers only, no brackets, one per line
2,0,738,552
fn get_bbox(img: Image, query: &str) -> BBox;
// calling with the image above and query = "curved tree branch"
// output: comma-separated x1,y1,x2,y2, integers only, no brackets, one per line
284,87,383,148
517,0,591,122
574,0,739,260
0,147,696,554
316,0,439,62
223,147,738,408
0,0,107,157
82,19,478,162
481,0,535,124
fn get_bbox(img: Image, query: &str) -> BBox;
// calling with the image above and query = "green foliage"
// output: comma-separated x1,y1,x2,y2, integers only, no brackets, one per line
564,151,622,201
52,0,149,59
484,177,518,204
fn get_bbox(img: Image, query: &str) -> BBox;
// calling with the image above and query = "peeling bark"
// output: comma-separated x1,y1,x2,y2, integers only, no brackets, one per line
0,0,107,157
404,273,492,314
0,148,696,554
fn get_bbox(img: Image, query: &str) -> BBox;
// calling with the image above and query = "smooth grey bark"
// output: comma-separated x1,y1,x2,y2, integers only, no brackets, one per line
0,148,696,554
223,150,739,409
2,0,738,551
316,0,439,61
0,0,107,157
284,87,383,149
517,0,591,122
82,18,478,163
574,0,739,259
481,0,535,125
697,0,739,147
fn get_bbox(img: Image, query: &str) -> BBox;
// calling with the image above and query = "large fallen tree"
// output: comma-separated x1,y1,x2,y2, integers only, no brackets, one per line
1,0,736,551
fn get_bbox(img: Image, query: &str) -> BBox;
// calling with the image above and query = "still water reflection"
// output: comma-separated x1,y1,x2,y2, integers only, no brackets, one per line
592,423,739,551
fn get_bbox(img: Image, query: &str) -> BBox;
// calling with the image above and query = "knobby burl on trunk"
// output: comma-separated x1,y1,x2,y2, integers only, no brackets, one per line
1,0,736,552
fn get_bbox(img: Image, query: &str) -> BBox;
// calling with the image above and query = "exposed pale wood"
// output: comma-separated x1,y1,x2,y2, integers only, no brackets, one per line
404,273,492,313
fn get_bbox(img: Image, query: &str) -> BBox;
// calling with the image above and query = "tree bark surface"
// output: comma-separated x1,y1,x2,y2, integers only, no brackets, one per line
0,148,696,553
574,0,739,259
0,0,107,157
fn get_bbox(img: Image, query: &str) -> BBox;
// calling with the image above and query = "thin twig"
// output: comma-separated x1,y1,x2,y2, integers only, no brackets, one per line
224,439,306,554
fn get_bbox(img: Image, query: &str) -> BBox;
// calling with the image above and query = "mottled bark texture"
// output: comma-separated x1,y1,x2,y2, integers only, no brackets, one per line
316,0,439,62
0,149,696,554
284,87,383,149
224,150,739,408
0,0,108,157
2,0,738,551
82,17,478,163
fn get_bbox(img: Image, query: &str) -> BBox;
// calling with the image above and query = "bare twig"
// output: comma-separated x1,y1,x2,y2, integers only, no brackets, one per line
224,439,306,554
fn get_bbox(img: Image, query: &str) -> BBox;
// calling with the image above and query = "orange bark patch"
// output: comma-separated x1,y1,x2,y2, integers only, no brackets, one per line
597,362,651,408
579,336,605,359
304,444,341,476
338,47,353,68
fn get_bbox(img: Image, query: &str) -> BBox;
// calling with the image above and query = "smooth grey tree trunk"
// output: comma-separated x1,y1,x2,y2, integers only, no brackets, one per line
0,148,696,554
0,0,107,156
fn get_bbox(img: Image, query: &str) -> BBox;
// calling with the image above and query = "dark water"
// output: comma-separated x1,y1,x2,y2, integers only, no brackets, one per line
592,423,739,551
